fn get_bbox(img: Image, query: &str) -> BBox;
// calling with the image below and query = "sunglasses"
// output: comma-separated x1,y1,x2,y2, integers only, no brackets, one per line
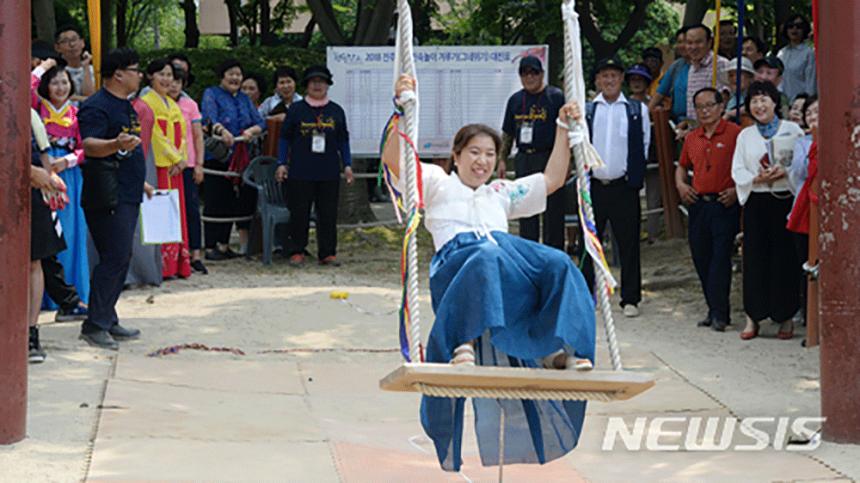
787,23,804,29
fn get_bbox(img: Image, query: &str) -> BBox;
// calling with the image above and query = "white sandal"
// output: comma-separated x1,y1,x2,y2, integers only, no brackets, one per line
543,350,593,371
451,342,475,366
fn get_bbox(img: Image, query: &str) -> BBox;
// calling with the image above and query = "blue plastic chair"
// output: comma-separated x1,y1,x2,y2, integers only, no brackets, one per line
243,156,290,265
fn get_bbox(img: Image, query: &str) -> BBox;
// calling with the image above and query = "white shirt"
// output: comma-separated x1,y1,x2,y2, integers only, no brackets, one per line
394,163,547,251
590,92,651,181
65,65,94,97
731,120,805,205
258,92,303,118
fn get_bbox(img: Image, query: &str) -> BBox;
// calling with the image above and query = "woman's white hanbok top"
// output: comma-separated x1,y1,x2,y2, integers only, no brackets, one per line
398,163,548,250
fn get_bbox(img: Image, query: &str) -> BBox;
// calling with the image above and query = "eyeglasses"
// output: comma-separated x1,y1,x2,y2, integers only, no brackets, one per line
56,37,81,45
694,101,720,111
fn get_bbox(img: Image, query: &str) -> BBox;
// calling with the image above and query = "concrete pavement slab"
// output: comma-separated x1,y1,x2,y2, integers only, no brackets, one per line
97,379,323,442
87,439,338,482
114,353,305,395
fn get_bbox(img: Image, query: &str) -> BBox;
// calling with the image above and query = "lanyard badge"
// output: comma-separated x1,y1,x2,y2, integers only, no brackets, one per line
519,122,534,144
312,130,326,153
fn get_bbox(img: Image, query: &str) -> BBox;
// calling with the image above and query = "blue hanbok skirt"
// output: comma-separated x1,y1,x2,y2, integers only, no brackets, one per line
420,231,596,471
43,148,89,309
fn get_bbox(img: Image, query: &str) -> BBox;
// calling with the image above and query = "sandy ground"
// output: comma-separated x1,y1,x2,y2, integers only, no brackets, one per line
1,216,858,482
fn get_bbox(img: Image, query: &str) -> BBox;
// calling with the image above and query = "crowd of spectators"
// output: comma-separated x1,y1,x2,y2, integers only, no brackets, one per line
24,12,818,363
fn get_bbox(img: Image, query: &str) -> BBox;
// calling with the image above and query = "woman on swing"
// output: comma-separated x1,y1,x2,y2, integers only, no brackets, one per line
382,75,596,471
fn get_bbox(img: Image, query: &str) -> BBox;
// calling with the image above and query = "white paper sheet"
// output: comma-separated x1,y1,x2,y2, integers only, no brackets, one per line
140,189,182,245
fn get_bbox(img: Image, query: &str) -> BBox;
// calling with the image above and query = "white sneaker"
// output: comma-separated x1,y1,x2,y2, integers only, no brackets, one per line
569,357,593,371
623,304,640,318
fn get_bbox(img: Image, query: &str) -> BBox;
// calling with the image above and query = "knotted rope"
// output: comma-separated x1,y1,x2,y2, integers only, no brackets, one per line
562,0,623,371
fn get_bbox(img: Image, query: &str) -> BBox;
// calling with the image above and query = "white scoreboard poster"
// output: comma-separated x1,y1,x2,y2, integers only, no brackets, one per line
326,45,549,158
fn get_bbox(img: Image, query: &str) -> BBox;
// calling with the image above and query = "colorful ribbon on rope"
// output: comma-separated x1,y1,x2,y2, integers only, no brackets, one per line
576,173,615,294
379,103,425,362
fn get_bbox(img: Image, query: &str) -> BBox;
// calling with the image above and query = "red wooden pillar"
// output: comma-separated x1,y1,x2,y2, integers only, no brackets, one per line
818,1,860,444
0,0,32,444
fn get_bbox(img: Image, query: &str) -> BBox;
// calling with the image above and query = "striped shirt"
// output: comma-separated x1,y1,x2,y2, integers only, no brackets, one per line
685,52,729,120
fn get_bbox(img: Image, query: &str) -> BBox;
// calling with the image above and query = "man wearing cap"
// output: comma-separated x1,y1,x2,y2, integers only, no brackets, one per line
276,65,354,266
676,87,741,331
723,57,755,121
583,58,651,318
499,55,567,249
754,56,791,117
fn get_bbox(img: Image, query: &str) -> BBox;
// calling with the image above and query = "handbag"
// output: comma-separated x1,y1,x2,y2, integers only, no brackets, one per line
204,134,231,165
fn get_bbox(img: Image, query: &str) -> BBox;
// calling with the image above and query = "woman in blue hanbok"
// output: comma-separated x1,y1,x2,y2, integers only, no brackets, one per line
381,76,596,472
34,66,90,308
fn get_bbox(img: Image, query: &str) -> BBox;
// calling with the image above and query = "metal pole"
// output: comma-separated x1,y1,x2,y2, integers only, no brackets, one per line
817,0,860,444
0,0,32,445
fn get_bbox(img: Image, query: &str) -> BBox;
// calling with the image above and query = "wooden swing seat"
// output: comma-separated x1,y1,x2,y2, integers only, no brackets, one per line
380,363,655,402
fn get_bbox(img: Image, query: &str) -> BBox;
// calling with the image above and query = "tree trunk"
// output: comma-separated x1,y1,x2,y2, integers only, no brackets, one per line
116,0,128,47
260,0,273,45
337,158,378,224
307,0,347,45
682,0,708,27
301,18,316,48
101,0,113,49
577,0,652,61
32,0,56,43
356,0,395,45
226,0,240,46
182,0,200,48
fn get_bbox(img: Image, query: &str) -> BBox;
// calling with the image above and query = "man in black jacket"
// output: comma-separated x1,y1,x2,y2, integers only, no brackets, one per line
78,48,152,349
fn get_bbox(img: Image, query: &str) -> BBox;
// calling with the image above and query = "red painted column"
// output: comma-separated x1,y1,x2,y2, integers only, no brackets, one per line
0,0,32,444
817,2,860,444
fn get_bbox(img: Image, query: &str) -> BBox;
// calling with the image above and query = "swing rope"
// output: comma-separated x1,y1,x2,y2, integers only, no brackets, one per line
562,0,623,371
376,0,425,363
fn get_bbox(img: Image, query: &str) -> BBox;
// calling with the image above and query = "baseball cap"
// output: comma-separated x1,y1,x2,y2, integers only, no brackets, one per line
518,56,543,74
625,63,653,82
725,57,755,75
302,65,333,86
593,57,625,78
753,56,784,75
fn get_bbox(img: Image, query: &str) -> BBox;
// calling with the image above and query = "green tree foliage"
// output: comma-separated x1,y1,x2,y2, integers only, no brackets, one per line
433,0,679,85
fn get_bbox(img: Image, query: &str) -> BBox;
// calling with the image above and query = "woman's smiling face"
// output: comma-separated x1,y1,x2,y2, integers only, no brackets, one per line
453,133,497,189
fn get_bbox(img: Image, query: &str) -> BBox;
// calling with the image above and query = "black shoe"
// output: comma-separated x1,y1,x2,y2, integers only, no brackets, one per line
190,259,209,274
205,249,229,261
696,317,712,327
223,248,240,259
711,319,728,332
109,324,141,341
79,330,119,350
56,304,89,322
29,327,46,364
